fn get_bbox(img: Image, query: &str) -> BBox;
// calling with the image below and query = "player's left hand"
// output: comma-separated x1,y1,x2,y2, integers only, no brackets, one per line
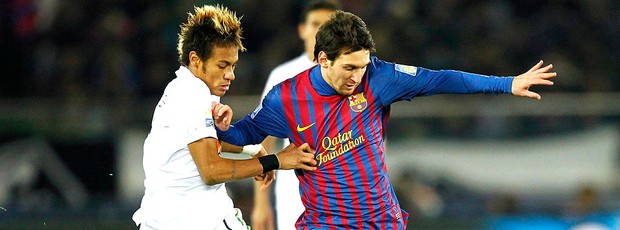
253,146,275,190
254,170,275,190
511,60,557,100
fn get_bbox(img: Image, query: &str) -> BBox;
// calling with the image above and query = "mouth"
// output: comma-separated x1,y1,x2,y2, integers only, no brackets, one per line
220,84,230,91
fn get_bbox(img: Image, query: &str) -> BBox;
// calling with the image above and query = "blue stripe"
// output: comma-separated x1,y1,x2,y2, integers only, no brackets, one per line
289,78,306,144
271,85,293,142
304,89,318,144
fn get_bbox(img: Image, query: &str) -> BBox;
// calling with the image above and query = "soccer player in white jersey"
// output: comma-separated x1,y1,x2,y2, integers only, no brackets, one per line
132,5,317,230
251,1,341,230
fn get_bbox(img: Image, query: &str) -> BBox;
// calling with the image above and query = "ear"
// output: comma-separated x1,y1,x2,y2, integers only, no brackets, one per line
297,23,306,40
317,51,329,68
189,51,200,67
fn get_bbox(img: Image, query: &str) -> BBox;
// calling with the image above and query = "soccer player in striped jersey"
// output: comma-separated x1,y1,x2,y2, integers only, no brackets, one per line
252,1,341,230
213,11,556,229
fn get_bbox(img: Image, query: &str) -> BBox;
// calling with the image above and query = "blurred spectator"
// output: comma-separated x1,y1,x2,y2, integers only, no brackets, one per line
2,0,618,100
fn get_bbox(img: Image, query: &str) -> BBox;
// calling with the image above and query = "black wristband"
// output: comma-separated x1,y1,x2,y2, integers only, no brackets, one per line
258,154,279,173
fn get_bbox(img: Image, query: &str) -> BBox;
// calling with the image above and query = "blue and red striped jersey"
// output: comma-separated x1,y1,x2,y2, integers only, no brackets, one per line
217,57,513,229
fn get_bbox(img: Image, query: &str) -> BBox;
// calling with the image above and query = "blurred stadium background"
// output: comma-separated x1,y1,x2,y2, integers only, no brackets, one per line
1,0,619,229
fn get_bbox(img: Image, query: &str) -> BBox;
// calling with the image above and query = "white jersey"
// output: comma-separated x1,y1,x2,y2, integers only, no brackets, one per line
262,53,316,230
133,66,240,229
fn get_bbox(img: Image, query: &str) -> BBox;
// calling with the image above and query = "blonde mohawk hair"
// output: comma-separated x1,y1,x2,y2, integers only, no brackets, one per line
177,5,246,66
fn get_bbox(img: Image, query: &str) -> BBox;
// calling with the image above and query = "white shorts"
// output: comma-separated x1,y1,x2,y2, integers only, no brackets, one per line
138,208,249,230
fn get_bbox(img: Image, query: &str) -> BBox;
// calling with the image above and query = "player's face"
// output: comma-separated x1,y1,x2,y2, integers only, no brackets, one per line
196,46,238,96
320,49,371,96
299,9,334,55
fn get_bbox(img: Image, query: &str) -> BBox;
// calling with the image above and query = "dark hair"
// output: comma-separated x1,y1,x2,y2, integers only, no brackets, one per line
299,0,341,24
177,5,245,66
313,11,375,61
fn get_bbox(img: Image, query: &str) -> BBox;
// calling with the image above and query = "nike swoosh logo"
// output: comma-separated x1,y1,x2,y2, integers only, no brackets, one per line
296,123,315,132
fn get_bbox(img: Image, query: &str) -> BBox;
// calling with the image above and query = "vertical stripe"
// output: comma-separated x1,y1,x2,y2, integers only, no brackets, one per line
354,80,387,227
297,72,323,228
339,92,368,228
289,68,405,228
281,79,302,145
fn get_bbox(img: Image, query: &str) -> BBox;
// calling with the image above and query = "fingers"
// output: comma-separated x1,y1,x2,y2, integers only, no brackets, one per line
260,178,273,190
538,72,557,80
537,79,554,86
301,152,317,166
254,174,266,181
211,103,232,119
528,60,544,72
211,102,234,129
298,164,318,171
260,171,275,190
523,91,542,100
536,63,553,73
297,143,316,153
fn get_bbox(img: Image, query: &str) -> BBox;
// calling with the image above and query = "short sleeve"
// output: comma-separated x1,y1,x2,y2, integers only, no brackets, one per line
184,88,218,144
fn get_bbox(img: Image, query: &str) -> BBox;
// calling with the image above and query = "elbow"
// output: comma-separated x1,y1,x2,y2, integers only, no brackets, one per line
201,173,222,186
202,177,220,186
199,165,225,186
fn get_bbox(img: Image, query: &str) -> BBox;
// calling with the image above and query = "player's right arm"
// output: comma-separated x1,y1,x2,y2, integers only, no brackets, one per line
188,137,316,185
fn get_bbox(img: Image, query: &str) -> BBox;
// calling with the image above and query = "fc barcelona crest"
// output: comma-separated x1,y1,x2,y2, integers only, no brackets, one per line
348,93,368,113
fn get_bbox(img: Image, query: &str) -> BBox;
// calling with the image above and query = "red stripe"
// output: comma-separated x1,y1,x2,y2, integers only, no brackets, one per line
296,73,317,149
340,96,376,227
296,71,324,227
281,79,303,145
301,72,351,227
282,74,320,228
356,81,393,227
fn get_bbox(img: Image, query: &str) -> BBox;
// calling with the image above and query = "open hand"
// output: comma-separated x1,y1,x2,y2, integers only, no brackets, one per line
511,60,557,100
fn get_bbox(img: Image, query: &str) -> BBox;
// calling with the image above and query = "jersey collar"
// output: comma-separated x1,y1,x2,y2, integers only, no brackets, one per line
309,65,339,96
175,66,195,80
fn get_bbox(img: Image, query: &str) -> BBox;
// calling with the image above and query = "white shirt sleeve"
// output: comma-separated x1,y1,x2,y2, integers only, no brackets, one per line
183,86,218,145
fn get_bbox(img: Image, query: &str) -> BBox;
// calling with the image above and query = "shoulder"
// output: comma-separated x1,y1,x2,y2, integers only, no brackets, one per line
368,56,394,72
269,54,315,80
166,76,211,102
365,57,396,81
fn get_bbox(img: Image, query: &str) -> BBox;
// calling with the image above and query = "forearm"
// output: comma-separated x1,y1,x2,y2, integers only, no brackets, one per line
221,141,243,153
261,136,278,153
423,69,514,95
457,71,514,94
253,179,272,207
189,138,272,185
205,158,264,185
216,116,267,146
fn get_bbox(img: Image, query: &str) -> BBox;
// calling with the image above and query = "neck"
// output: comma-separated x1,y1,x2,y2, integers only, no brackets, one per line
305,52,315,63
319,66,336,90
187,65,198,77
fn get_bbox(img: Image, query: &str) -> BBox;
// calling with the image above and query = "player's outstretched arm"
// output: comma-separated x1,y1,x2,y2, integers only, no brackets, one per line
511,60,557,100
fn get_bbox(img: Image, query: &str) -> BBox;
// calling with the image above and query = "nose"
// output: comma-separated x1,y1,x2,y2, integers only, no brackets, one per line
224,67,235,80
351,68,364,83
